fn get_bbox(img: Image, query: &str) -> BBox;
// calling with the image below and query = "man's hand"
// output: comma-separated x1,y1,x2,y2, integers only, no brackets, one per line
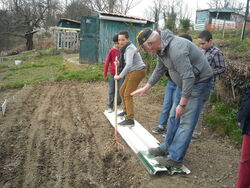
131,83,152,96
114,75,120,80
175,97,188,119
237,122,241,127
131,87,146,96
175,105,186,119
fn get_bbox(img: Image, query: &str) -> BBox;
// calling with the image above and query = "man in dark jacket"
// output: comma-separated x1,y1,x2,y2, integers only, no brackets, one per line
235,86,250,188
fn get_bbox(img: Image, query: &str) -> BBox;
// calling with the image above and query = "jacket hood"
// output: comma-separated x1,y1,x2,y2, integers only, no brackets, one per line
160,29,174,50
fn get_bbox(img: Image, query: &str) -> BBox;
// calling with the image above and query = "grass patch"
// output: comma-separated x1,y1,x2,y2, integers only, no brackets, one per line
204,102,242,145
222,39,250,55
56,64,104,82
0,48,105,89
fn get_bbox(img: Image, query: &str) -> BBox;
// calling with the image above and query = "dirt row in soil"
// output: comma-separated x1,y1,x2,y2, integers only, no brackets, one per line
0,81,241,188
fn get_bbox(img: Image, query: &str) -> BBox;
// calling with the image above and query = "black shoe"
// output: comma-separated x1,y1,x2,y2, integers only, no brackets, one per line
152,127,166,134
155,157,182,168
118,111,127,117
118,119,134,127
148,147,168,156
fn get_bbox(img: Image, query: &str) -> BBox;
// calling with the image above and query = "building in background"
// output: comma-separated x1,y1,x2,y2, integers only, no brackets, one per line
80,11,154,64
51,18,80,50
194,8,250,31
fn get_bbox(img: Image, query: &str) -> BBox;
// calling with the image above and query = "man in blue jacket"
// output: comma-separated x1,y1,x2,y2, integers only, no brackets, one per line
132,28,214,168
236,86,250,188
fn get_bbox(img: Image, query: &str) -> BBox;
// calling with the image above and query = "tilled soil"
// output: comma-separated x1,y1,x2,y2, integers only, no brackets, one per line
0,81,241,188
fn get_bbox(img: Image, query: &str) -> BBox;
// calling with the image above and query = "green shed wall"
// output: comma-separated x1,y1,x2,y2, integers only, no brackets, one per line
98,19,153,63
196,11,209,24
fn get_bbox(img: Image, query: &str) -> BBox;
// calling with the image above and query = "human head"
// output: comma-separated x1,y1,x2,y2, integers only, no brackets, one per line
198,30,213,50
136,28,162,53
118,30,130,48
113,34,119,48
179,33,193,42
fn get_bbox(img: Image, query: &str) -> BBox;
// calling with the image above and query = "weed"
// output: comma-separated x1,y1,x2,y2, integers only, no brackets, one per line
204,102,242,145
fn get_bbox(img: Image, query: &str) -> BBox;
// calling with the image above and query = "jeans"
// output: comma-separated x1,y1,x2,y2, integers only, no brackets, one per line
160,79,213,162
158,80,177,129
108,75,124,109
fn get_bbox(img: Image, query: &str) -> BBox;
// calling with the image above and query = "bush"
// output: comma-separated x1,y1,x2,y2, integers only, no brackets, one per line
179,18,191,33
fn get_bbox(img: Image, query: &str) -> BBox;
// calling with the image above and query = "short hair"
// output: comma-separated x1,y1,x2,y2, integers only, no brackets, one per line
179,34,193,42
113,34,118,42
198,30,212,41
119,30,129,39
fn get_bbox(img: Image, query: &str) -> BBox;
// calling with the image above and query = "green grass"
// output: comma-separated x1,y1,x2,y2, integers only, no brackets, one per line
0,48,105,89
221,39,250,55
204,101,242,145
56,64,105,82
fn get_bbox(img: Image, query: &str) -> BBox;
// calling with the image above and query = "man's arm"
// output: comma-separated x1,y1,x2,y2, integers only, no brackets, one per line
131,57,166,96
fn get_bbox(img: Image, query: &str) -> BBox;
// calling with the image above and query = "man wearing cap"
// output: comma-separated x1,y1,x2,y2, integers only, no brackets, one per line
131,28,214,168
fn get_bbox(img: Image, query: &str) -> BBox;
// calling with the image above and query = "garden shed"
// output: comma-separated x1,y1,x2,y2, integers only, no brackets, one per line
57,18,81,29
194,8,249,30
79,11,154,64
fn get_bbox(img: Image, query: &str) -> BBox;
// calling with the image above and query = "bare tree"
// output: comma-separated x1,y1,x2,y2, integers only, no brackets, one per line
0,0,51,50
145,0,163,30
85,0,141,14
62,0,91,20
44,0,61,28
115,0,142,14
85,0,117,12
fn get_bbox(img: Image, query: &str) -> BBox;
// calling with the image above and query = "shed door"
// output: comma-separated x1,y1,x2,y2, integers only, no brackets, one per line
80,16,99,64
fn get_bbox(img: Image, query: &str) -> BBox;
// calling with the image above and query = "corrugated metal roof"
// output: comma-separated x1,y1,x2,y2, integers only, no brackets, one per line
96,10,154,23
196,8,237,13
59,18,81,24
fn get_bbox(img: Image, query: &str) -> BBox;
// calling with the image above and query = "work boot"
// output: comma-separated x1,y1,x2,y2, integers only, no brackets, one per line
118,119,134,127
148,147,168,156
118,111,127,117
151,126,166,134
155,157,182,168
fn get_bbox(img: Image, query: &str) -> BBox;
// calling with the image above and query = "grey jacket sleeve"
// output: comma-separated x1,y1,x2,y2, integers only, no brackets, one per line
148,57,167,86
169,44,195,98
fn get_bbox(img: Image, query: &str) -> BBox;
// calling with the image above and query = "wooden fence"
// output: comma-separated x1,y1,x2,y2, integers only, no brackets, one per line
50,27,80,50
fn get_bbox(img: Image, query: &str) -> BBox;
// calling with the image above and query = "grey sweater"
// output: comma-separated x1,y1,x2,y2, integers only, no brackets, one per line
119,43,146,78
148,30,213,98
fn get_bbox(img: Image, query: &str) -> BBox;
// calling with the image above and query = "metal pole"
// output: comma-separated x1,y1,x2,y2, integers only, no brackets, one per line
241,0,249,40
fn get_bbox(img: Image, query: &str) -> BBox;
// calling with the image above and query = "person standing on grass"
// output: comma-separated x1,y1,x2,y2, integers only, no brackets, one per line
132,28,213,168
114,30,146,127
152,34,193,136
103,34,124,113
235,86,250,188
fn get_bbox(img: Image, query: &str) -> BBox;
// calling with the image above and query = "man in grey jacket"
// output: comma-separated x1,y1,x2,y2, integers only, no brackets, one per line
132,28,214,168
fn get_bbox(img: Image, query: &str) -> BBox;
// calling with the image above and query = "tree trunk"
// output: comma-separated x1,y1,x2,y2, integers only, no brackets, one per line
25,33,34,50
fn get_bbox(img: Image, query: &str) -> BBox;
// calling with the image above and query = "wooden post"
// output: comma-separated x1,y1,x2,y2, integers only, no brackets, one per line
241,0,250,40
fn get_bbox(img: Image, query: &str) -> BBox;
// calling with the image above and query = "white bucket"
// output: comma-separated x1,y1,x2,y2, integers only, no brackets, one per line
15,60,22,65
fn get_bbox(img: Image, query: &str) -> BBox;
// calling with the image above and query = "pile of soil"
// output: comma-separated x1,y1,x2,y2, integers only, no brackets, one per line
0,81,241,188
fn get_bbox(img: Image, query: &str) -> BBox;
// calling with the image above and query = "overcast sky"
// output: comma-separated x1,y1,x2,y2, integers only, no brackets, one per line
128,0,246,23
